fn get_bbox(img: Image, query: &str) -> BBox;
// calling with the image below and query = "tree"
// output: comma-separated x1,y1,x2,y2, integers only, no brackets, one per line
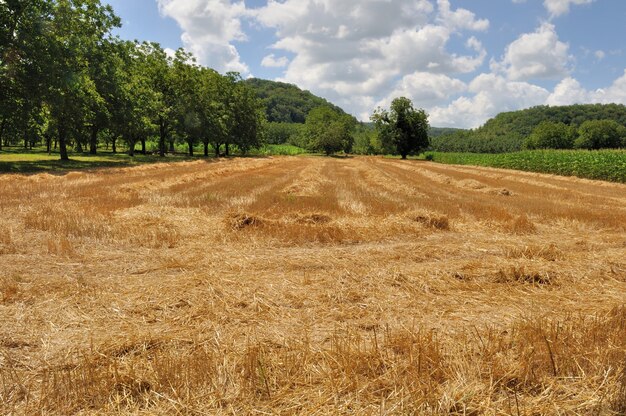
196,68,229,157
134,42,176,157
0,0,52,151
304,106,355,155
228,80,266,154
525,121,575,149
371,97,429,159
574,120,625,150
171,49,202,156
42,0,120,161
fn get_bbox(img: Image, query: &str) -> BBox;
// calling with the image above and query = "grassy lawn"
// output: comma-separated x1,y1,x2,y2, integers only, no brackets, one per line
0,145,313,174
0,148,197,174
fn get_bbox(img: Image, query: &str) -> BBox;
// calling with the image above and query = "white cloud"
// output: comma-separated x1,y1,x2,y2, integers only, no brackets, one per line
544,0,595,18
495,23,571,81
436,0,489,32
599,70,626,103
547,71,626,106
250,0,489,120
430,73,549,127
156,0,249,74
151,0,621,130
430,70,626,128
377,72,467,110
546,77,590,105
261,54,289,68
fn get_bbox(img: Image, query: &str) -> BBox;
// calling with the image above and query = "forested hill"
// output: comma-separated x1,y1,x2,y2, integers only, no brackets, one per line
244,78,347,123
432,103,626,153
429,127,466,137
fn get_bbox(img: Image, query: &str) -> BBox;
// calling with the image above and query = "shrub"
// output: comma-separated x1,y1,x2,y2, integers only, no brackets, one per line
574,120,625,149
525,121,575,149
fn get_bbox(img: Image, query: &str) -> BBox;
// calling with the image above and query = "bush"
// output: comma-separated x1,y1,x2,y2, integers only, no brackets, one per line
525,121,575,149
574,120,625,149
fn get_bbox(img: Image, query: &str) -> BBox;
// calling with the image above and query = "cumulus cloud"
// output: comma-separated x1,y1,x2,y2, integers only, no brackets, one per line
430,73,550,127
156,0,249,73
376,72,467,110
250,0,489,120
430,70,626,128
436,0,489,32
544,0,595,18
261,54,289,68
545,77,590,105
494,23,571,81
152,0,622,129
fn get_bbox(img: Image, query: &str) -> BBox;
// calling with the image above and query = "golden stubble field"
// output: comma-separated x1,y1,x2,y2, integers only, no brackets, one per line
0,156,625,415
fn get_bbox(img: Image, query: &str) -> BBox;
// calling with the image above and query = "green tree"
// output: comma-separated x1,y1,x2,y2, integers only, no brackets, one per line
196,68,229,157
42,0,120,161
0,0,52,151
134,42,176,157
352,123,383,155
525,121,575,149
304,106,355,156
371,97,429,159
574,120,625,150
228,80,266,154
171,49,202,156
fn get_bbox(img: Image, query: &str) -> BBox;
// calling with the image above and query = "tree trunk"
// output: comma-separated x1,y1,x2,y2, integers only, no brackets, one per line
203,141,209,157
401,154,407,160
225,143,230,156
188,140,194,156
159,116,166,157
215,143,220,158
76,140,83,153
128,140,136,157
112,136,117,153
169,140,175,153
89,125,98,154
0,117,5,151
140,138,146,155
58,126,69,161
46,136,51,154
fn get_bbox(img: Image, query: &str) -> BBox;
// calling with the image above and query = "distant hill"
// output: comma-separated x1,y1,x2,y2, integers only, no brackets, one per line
431,103,626,153
244,78,347,123
429,127,466,138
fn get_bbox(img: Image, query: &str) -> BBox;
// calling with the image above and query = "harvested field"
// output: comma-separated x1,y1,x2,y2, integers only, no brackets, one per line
1,156,625,415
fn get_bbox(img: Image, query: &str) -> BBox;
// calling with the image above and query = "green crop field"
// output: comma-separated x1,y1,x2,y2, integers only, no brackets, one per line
424,149,626,183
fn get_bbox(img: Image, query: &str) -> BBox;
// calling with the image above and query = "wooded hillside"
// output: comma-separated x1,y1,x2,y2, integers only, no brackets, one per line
244,78,346,124
431,104,626,153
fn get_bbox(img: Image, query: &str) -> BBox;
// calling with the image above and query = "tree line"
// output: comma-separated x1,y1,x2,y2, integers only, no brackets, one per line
1,1,432,161
0,0,264,160
431,104,626,153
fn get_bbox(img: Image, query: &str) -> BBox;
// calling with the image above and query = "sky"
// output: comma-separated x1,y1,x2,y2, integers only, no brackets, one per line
105,0,626,128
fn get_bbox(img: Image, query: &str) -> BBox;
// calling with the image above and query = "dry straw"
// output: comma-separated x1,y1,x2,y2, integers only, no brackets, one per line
1,156,625,414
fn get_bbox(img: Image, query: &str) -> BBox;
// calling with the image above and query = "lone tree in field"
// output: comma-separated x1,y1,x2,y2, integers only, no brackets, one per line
371,97,429,159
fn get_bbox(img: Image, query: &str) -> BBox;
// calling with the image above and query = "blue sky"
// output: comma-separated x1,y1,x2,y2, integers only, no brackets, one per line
105,0,626,128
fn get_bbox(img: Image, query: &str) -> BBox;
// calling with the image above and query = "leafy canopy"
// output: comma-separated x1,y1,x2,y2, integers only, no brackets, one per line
371,97,429,159
304,106,355,155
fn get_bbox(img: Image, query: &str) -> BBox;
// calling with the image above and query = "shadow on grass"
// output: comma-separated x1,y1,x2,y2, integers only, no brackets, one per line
0,150,278,175
0,158,136,174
